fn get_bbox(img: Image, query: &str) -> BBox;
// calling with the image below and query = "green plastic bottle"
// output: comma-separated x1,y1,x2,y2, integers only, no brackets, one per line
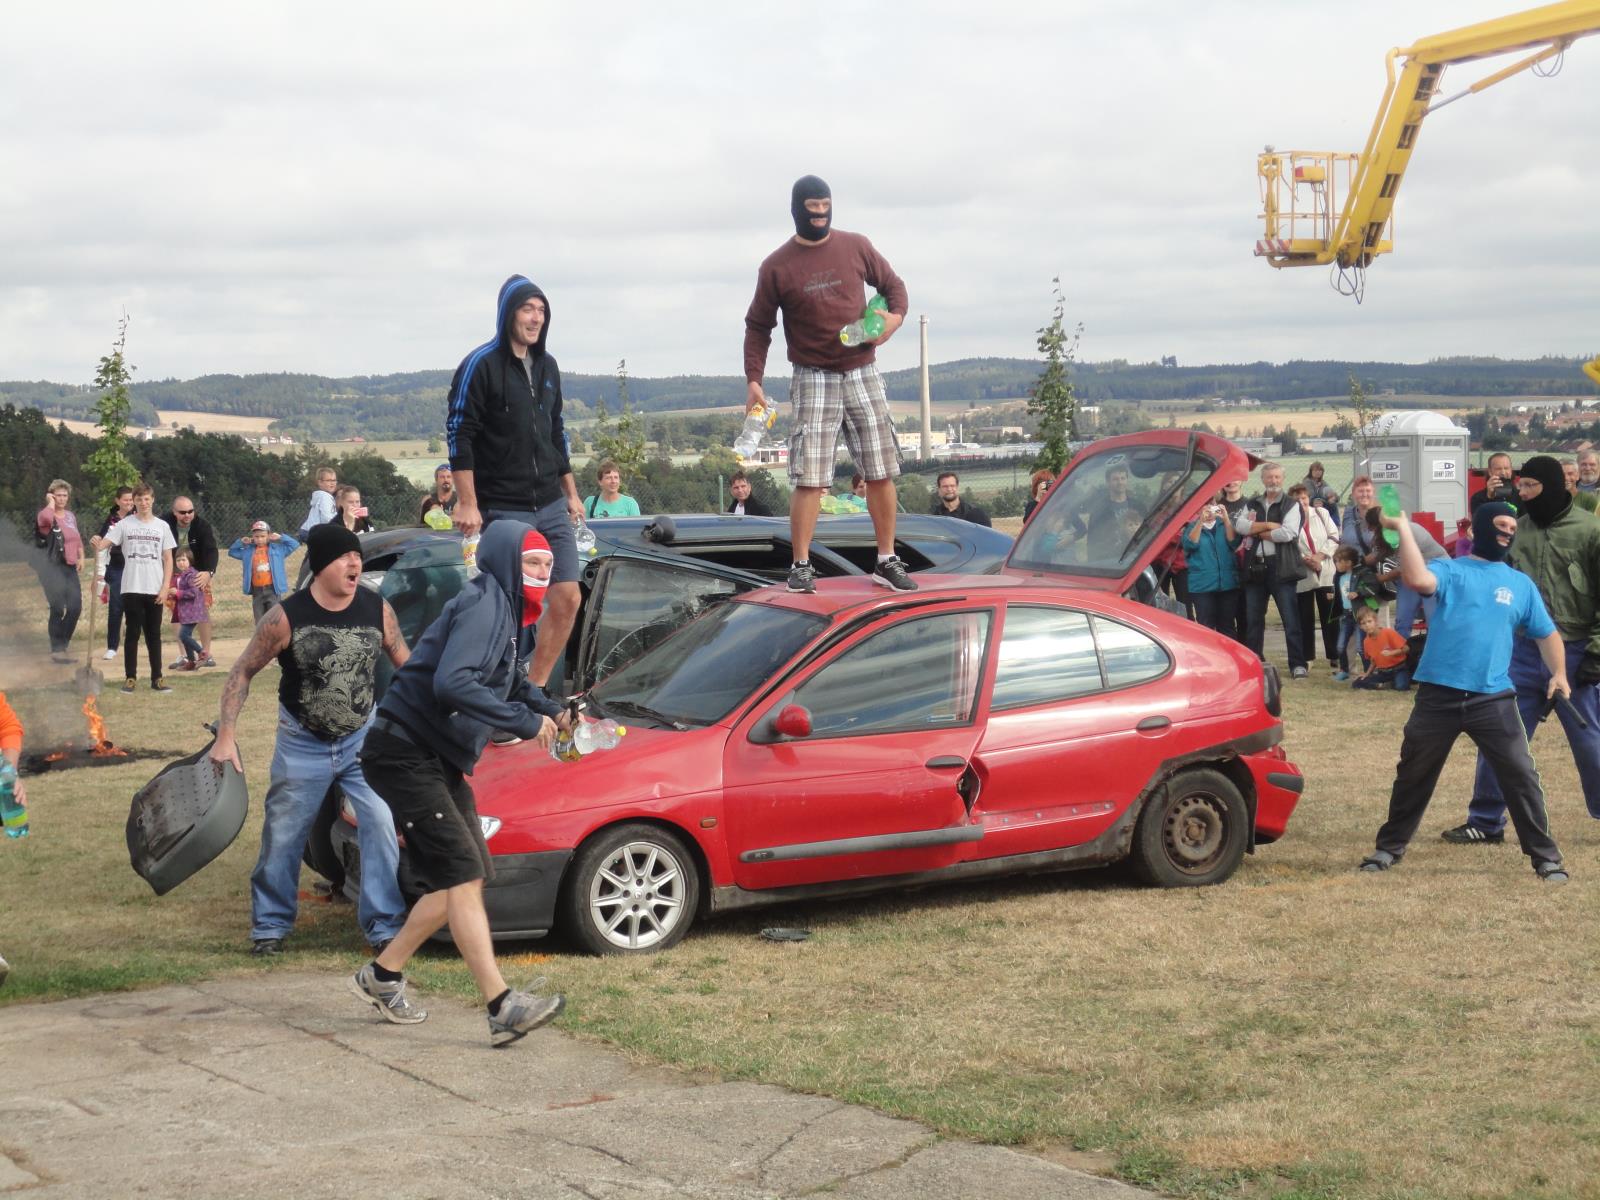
839,294,889,346
1378,484,1403,548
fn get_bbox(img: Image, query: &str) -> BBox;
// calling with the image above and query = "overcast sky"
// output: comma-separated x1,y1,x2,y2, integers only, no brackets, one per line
3,1,1597,386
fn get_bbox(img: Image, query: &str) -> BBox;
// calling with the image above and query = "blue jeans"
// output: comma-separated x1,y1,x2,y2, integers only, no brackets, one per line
1244,577,1306,671
483,501,580,586
1353,667,1411,691
105,563,124,651
178,622,204,661
250,706,406,944
1335,610,1359,672
1393,583,1437,637
1467,639,1600,834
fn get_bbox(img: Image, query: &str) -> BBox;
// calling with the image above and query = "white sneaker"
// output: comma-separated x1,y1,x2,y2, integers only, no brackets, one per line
102,649,118,661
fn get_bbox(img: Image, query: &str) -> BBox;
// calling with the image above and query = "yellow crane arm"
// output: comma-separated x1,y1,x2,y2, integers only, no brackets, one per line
1256,1,1600,272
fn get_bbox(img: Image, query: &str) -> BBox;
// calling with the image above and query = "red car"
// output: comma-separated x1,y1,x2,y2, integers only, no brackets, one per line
332,431,1302,953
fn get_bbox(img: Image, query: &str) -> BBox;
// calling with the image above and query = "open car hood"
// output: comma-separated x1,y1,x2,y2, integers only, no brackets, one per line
1002,431,1259,595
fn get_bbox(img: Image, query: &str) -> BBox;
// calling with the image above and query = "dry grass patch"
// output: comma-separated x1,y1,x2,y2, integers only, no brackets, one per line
3,605,1599,1198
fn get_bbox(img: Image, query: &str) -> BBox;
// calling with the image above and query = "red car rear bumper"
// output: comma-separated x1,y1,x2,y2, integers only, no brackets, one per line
1245,747,1303,844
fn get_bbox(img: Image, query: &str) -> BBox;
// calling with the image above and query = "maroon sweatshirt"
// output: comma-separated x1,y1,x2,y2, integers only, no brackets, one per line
743,230,909,383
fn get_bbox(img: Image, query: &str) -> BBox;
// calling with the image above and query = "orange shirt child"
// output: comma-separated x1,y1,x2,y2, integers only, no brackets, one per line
251,546,274,589
1364,627,1409,671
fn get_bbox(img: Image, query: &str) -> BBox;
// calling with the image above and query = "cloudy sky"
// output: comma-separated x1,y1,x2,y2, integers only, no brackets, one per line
3,1,1597,386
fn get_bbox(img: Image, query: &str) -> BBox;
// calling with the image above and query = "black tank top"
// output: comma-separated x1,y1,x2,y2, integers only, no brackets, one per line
276,586,384,741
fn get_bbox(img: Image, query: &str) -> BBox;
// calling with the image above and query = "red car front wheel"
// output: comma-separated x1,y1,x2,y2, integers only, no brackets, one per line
562,823,701,955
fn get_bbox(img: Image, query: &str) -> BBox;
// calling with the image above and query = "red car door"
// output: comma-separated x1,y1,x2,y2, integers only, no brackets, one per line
721,606,994,891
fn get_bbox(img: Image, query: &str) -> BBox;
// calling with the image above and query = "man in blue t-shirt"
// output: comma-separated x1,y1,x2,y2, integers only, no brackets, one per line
1360,502,1570,882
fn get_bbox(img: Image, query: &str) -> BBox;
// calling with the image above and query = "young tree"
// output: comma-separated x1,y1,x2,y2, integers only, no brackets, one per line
83,313,142,507
592,358,648,479
1027,278,1082,473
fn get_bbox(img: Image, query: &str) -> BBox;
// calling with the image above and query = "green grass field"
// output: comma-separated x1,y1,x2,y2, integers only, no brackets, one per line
3,582,1598,1199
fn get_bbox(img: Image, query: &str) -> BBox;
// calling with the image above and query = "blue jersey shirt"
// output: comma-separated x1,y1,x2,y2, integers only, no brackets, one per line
1414,557,1555,693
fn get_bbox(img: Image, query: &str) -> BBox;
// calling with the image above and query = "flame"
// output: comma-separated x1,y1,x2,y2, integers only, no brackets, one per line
83,695,128,758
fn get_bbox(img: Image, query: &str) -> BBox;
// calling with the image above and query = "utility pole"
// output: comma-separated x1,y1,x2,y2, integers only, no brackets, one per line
919,315,931,461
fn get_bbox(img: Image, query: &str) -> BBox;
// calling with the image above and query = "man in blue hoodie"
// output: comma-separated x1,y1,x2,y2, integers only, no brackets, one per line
445,276,581,691
348,521,569,1045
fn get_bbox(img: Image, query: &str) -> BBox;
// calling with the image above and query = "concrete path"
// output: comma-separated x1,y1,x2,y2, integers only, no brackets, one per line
0,974,1154,1199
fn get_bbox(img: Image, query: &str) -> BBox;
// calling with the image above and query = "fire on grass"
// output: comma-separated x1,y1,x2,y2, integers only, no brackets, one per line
22,695,161,775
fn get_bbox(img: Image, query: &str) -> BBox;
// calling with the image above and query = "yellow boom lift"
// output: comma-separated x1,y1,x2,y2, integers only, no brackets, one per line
1255,1,1600,298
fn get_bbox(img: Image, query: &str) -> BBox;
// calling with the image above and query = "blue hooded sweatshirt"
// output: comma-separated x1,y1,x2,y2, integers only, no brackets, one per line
444,275,572,512
376,520,562,774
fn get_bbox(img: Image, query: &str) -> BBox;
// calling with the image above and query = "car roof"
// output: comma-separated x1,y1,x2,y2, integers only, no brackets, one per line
739,573,1097,617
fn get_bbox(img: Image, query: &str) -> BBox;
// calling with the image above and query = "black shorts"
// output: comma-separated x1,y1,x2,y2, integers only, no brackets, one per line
360,726,493,893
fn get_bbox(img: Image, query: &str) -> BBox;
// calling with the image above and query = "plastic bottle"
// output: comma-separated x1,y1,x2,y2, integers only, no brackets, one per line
839,293,889,346
573,517,598,557
1,761,26,839
549,717,627,762
423,507,453,531
1377,484,1403,548
733,398,777,460
462,533,481,579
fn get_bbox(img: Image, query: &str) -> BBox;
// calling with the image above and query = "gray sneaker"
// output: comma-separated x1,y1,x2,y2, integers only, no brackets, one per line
786,561,817,594
489,983,566,1047
871,556,917,592
348,963,428,1024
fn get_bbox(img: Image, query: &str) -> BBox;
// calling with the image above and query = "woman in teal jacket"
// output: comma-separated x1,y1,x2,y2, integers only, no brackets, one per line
1183,497,1240,639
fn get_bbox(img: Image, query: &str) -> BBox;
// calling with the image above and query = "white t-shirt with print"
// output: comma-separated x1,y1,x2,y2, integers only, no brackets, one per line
103,514,176,596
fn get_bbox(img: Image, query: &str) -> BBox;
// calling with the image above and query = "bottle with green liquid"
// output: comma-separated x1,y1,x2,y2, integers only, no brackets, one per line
1377,484,1403,548
839,294,889,346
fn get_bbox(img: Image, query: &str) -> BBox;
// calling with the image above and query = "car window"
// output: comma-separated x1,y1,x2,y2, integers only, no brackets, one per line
1094,615,1170,688
586,558,742,687
991,606,1101,710
1010,445,1218,578
795,611,992,738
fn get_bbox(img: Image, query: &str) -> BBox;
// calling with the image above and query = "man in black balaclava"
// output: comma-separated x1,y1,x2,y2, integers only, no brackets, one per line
743,175,916,595
1359,501,1570,882
1446,455,1600,844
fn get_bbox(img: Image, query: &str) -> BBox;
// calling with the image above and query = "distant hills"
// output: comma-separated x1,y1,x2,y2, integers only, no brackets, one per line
3,355,1593,442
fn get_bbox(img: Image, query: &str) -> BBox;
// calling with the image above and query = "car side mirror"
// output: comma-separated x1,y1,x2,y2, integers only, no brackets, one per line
773,704,812,739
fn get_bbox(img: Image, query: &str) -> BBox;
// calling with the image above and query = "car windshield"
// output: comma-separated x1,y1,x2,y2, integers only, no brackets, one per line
1010,444,1218,578
591,602,827,728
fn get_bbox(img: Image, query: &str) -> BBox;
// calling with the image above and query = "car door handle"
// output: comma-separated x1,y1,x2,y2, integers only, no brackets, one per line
1136,716,1171,732
925,756,966,770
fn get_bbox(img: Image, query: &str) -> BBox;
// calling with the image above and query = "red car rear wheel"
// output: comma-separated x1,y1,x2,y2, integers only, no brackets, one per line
1130,768,1248,888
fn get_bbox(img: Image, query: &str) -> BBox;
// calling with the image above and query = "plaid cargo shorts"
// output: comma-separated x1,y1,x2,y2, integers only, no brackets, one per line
787,363,902,489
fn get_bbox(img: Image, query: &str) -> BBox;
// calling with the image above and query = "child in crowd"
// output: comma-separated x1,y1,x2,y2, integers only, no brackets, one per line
168,548,209,671
229,521,298,624
1332,545,1362,680
1352,606,1410,690
297,465,338,539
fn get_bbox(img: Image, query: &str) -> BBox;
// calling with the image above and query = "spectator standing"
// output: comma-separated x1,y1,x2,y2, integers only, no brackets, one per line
743,175,916,595
1331,546,1365,680
1023,470,1053,522
92,483,175,694
34,479,84,663
419,463,457,525
727,470,772,516
1561,459,1599,514
1238,463,1307,678
163,496,219,667
583,460,642,518
348,522,567,1042
1469,452,1516,513
445,274,584,691
94,486,134,662
1578,449,1600,494
208,525,411,956
297,466,338,539
1291,483,1341,671
327,486,375,534
930,472,992,527
1350,606,1411,690
168,548,208,671
1300,461,1341,525
1445,455,1600,845
1359,503,1569,883
1218,477,1253,643
229,522,299,624
1182,495,1239,637
1365,506,1446,636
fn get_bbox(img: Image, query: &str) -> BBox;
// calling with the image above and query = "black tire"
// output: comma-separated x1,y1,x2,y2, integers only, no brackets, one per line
560,823,701,955
1129,768,1249,888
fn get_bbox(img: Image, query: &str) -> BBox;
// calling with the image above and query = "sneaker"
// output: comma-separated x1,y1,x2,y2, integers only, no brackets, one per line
786,561,817,594
1291,666,1308,679
120,678,137,694
102,648,118,661
488,983,566,1046
871,556,917,592
1332,671,1350,681
150,680,173,693
1359,850,1398,872
1440,823,1504,845
202,657,217,668
51,651,74,664
171,660,196,672
1535,860,1571,884
348,963,428,1024
250,938,284,956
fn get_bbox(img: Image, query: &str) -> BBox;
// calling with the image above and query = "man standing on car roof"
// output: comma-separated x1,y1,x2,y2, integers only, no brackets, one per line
348,521,568,1045
209,525,412,957
743,174,916,596
446,275,582,691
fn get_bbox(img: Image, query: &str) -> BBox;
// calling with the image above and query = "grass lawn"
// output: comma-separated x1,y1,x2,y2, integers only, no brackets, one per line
3,589,1599,1199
